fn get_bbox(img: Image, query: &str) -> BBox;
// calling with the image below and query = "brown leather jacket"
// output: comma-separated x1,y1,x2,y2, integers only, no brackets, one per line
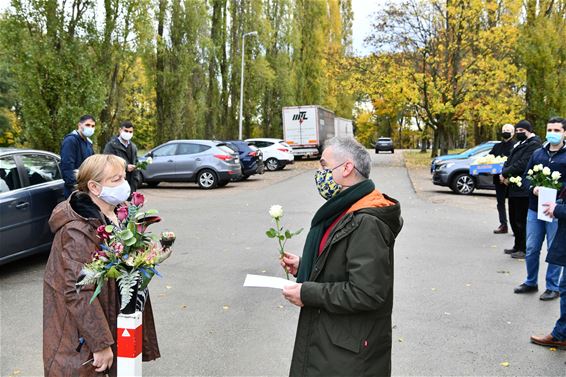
43,193,160,376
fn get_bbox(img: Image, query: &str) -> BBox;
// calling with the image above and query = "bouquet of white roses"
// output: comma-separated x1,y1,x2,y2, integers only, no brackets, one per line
473,154,507,165
526,164,562,190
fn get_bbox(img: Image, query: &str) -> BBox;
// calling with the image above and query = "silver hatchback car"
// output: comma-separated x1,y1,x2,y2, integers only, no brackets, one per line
140,140,242,189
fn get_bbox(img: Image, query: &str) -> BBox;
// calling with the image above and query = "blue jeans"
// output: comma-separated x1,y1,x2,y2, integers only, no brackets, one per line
551,272,566,340
524,210,562,291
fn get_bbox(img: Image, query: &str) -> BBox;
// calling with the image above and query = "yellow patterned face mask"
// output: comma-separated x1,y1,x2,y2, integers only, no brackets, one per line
314,162,345,200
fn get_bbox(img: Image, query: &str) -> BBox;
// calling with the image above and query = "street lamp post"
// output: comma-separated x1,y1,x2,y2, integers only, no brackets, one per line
238,31,258,140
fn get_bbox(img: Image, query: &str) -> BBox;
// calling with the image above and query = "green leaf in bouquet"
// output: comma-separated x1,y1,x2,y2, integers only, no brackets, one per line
139,271,155,290
106,266,121,279
285,230,293,239
145,209,159,215
278,235,285,241
105,225,115,233
89,278,105,304
266,228,277,238
124,236,137,246
117,270,140,310
119,229,134,240
294,228,304,236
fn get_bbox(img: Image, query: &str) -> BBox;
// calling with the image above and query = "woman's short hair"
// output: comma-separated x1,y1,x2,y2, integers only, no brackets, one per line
76,154,126,192
324,137,371,179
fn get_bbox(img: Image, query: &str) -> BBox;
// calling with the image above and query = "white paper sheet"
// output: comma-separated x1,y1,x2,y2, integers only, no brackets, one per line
538,187,557,222
243,274,293,290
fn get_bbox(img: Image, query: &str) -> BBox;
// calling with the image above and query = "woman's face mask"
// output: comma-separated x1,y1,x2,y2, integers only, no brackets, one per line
95,180,131,206
315,162,345,200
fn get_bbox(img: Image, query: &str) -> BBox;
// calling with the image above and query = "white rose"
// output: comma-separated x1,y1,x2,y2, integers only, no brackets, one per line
516,181,522,187
551,171,561,180
147,157,153,164
543,167,551,176
509,177,516,183
533,164,543,172
527,169,534,176
269,205,283,219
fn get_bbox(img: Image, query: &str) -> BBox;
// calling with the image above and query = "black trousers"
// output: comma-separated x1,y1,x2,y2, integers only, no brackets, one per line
508,196,529,252
494,182,508,226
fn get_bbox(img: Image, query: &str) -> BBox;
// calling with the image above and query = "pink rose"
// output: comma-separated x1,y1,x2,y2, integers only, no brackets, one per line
112,242,124,255
96,225,111,240
116,206,129,222
131,192,145,207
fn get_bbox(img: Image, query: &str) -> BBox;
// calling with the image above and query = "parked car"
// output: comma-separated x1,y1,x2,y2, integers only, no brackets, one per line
375,137,394,153
430,141,498,173
0,148,65,266
432,147,497,195
245,138,294,171
140,140,242,189
225,140,265,180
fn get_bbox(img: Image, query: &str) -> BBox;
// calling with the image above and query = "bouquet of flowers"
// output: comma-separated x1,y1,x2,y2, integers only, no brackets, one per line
473,154,508,165
136,157,153,170
509,176,523,187
526,164,562,190
76,192,175,311
266,205,303,279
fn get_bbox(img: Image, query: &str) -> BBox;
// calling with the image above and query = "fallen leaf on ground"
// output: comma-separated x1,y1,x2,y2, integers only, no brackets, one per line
261,270,266,273
431,288,437,291
223,305,230,310
500,362,509,367
278,305,284,309
465,284,471,287
549,347,557,352
166,285,172,289
444,312,451,315
181,305,187,309
398,338,404,342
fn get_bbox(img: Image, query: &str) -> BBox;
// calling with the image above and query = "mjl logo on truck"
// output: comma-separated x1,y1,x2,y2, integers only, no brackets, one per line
292,111,308,125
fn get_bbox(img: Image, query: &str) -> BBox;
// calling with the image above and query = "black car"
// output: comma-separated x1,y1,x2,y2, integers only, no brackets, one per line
225,140,265,180
375,137,394,153
0,148,65,265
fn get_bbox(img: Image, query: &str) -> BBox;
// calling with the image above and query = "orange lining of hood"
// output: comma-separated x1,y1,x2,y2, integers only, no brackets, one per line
347,189,394,213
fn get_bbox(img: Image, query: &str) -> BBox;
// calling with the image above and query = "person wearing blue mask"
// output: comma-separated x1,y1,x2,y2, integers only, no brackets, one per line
514,117,566,301
60,115,96,198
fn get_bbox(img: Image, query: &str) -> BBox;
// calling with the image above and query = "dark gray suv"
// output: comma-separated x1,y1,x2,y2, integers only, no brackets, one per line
432,151,496,195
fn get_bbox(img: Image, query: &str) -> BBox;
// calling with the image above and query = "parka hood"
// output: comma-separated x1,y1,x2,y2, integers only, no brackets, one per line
49,192,104,234
353,191,403,238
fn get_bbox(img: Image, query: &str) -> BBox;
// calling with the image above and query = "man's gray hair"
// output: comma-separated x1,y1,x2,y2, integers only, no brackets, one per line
324,137,371,179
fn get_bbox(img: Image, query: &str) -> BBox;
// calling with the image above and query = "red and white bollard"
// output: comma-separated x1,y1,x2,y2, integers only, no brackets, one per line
117,311,142,376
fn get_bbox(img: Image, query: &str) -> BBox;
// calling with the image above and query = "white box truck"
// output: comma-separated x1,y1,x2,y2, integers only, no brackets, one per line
335,117,354,138
282,105,336,158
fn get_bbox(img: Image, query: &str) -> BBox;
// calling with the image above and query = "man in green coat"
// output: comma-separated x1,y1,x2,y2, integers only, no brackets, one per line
282,137,403,377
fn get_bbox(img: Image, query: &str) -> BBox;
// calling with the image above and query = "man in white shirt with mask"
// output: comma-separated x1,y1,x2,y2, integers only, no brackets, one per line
103,121,141,194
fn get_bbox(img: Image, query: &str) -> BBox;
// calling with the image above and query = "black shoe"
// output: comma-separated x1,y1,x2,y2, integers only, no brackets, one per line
514,283,538,294
494,225,508,234
511,251,526,259
540,290,560,301
504,248,516,255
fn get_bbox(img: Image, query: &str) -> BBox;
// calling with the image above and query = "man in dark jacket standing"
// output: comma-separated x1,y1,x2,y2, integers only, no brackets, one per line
103,121,141,193
514,117,566,300
60,115,96,198
531,187,566,348
281,137,403,377
490,123,516,234
500,120,542,259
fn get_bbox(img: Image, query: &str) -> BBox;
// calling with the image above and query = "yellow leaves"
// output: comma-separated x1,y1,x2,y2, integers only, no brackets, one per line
500,361,510,367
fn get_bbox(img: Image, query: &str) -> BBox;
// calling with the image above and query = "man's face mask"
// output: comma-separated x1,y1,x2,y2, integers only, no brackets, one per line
315,162,346,201
516,132,527,142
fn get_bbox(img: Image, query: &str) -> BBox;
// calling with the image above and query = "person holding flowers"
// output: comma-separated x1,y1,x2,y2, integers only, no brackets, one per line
280,137,403,377
43,154,160,376
500,120,542,260
489,123,515,234
514,117,566,300
531,187,566,348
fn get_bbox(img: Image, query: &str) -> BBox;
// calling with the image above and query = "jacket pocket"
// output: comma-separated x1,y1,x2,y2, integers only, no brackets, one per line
320,311,377,354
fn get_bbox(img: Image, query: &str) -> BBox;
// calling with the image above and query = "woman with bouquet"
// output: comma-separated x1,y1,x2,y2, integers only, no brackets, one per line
43,154,160,376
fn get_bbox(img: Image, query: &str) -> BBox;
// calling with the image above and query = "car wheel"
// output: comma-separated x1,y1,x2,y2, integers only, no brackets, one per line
265,158,280,171
146,181,160,188
450,173,475,195
197,169,218,189
391,149,394,153
375,150,379,154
